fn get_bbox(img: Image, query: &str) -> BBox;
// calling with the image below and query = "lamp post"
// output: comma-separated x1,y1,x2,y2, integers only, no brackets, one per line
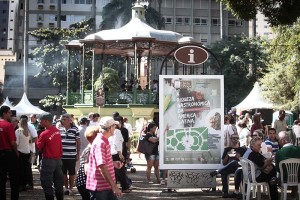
23,0,29,95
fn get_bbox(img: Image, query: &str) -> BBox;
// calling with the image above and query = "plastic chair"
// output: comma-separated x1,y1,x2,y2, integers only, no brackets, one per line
240,157,270,200
279,158,300,200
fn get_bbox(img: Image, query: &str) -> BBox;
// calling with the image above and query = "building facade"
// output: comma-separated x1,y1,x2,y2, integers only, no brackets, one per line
0,0,273,105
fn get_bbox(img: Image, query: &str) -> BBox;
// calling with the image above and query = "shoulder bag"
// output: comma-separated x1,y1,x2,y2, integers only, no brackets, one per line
137,136,156,155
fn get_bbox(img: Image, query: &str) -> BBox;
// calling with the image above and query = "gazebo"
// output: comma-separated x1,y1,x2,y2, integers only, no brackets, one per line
64,1,203,120
65,2,202,106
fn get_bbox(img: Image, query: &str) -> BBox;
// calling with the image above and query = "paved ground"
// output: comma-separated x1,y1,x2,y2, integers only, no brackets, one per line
7,153,274,200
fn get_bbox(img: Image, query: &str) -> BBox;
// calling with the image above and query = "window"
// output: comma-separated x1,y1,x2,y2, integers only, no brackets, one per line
161,0,173,7
2,10,6,13
74,15,86,22
194,18,200,25
10,10,13,12
75,0,92,4
50,0,57,3
236,20,243,27
200,34,208,43
184,17,190,25
163,17,172,25
37,14,44,21
176,17,183,25
37,0,44,3
62,0,72,4
200,18,207,25
228,19,235,26
200,0,209,9
211,18,220,26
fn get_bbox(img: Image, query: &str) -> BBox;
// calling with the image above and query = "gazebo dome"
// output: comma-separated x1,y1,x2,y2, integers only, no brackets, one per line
77,1,193,57
83,17,183,43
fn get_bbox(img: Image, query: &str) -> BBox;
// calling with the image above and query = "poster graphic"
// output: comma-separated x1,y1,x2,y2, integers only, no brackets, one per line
159,75,224,169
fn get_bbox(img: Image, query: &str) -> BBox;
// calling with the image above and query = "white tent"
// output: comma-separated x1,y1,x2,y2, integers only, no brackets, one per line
1,97,13,108
233,82,273,113
13,93,46,116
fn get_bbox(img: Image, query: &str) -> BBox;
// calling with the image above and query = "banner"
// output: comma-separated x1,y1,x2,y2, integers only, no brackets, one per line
159,75,224,169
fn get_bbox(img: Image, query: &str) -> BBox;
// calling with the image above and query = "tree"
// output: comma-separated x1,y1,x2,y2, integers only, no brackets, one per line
219,0,300,26
260,21,300,111
29,19,95,109
210,35,269,110
100,0,164,30
94,67,120,92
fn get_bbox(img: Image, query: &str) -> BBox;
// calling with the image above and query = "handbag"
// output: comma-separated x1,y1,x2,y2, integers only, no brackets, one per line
137,136,156,155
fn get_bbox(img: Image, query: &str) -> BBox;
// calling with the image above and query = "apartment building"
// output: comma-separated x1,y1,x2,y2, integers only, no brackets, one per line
151,0,250,46
1,0,274,104
1,0,109,103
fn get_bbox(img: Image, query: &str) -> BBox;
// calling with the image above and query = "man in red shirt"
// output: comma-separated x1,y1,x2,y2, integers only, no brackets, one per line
36,112,64,200
0,105,19,200
86,116,122,200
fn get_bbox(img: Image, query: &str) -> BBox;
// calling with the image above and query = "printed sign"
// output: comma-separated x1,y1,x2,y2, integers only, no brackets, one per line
159,75,224,169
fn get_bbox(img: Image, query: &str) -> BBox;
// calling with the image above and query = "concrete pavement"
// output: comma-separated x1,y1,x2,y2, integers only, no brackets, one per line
8,153,272,200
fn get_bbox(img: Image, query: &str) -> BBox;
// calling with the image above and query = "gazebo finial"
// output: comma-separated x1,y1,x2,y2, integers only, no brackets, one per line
132,0,148,21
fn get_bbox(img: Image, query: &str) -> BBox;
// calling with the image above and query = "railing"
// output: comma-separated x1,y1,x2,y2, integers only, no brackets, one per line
67,89,158,106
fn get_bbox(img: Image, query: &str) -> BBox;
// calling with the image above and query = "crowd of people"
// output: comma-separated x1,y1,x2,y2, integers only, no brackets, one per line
210,109,300,199
0,106,161,200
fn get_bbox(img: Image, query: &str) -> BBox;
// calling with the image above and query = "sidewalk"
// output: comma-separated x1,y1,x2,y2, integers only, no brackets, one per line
9,153,271,200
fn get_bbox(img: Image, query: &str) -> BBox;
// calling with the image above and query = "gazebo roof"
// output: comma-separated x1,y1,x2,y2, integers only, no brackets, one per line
67,2,201,57
82,17,183,43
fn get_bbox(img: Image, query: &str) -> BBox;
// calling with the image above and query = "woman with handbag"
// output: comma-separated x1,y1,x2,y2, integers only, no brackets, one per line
144,122,160,184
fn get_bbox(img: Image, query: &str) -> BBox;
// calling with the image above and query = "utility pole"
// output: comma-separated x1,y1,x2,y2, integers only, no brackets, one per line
23,0,29,94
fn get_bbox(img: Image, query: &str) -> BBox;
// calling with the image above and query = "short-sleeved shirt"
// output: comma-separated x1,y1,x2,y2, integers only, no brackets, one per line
59,125,80,159
36,126,62,159
0,119,16,150
264,138,279,153
86,133,115,192
144,133,159,155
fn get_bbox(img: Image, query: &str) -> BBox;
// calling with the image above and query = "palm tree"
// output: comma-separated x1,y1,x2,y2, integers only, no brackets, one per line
100,0,164,30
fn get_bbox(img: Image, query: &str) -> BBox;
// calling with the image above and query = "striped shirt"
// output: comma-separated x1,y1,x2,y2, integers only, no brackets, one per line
264,138,279,153
59,125,80,159
86,133,115,192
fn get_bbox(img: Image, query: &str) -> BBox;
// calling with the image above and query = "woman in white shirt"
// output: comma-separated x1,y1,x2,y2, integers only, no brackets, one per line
15,117,31,191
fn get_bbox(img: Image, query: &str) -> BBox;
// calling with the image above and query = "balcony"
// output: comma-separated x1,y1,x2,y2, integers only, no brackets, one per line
67,89,158,107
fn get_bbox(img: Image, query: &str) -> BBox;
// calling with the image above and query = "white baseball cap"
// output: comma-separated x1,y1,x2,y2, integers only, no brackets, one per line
99,116,119,128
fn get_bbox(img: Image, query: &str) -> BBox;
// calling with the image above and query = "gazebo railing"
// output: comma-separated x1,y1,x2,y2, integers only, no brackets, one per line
67,89,158,105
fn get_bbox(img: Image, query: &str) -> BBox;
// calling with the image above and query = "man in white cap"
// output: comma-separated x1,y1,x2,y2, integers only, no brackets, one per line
86,116,122,200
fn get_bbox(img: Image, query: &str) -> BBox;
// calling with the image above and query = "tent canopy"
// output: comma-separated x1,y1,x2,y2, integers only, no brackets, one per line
1,97,13,108
12,93,46,116
233,82,273,113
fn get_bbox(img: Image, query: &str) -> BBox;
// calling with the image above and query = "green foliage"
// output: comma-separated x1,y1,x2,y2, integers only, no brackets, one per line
211,35,269,110
39,94,66,109
219,0,300,26
29,19,94,99
100,0,164,30
260,21,300,111
94,67,120,92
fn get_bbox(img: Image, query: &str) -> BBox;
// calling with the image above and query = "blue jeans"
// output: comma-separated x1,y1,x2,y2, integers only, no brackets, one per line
90,189,118,200
218,160,240,193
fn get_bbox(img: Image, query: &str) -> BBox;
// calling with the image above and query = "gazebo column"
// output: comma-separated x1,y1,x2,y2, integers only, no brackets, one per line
80,45,85,103
147,41,152,103
92,49,95,105
125,56,129,90
66,49,70,105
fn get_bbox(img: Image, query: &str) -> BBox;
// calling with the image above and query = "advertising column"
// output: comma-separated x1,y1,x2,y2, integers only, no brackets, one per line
159,75,224,188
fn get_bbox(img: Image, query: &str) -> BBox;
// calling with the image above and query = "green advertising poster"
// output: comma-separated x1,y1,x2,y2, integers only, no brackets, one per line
159,75,224,169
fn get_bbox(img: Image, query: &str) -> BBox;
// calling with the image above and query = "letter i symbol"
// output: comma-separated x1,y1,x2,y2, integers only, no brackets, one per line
188,49,195,63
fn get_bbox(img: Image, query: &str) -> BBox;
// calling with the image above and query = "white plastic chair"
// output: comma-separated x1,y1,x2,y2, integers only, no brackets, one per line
279,158,300,200
240,157,270,200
